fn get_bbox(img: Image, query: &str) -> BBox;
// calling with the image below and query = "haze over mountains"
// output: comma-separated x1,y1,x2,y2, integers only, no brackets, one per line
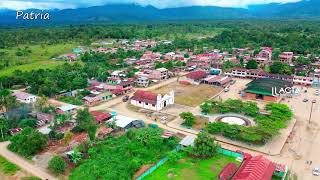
0,0,319,25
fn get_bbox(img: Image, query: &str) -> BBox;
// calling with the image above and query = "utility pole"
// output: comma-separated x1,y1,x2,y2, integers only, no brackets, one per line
309,101,315,124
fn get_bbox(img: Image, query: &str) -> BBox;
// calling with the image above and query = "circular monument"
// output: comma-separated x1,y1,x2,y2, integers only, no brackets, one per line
215,114,252,126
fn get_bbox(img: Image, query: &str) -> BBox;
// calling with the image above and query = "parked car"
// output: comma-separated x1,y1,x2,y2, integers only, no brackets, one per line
224,87,230,92
303,98,309,102
230,80,236,85
313,168,320,176
122,95,129,102
312,100,317,103
316,90,319,96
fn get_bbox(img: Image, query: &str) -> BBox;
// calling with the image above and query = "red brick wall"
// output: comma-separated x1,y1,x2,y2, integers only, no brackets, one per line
244,92,278,102
263,95,278,102
244,93,257,100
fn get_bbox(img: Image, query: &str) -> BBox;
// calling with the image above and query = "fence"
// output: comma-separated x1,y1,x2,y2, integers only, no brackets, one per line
136,146,241,180
136,145,181,180
218,148,243,159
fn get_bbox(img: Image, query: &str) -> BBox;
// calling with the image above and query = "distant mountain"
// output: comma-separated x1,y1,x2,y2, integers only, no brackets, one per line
248,0,320,18
0,0,319,26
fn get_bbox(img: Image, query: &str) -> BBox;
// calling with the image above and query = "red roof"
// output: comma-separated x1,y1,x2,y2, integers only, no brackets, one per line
219,163,238,180
186,70,207,80
131,90,158,105
90,111,111,123
232,155,275,180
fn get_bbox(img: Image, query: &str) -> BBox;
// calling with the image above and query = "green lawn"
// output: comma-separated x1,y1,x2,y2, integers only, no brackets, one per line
0,60,65,77
0,43,76,77
0,155,20,175
144,153,240,180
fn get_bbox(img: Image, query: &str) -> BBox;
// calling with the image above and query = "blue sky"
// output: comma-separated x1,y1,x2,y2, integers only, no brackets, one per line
0,0,302,10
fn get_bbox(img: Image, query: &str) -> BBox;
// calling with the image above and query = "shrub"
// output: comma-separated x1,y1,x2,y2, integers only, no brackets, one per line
48,156,66,174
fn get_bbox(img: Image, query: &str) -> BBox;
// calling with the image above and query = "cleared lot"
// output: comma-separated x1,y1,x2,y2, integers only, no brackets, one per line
152,82,222,107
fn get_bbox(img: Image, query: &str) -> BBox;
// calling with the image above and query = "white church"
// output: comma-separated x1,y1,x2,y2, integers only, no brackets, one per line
130,90,174,111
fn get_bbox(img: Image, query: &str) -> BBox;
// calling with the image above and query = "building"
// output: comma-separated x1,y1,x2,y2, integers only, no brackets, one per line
12,92,37,104
90,111,111,124
56,105,77,115
83,92,113,106
202,75,232,87
185,70,208,84
130,90,174,111
244,78,293,102
232,155,275,180
293,75,313,86
218,163,238,180
279,52,294,64
135,76,150,87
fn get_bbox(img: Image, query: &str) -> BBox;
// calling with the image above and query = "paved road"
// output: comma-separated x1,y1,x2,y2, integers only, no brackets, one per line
0,141,57,180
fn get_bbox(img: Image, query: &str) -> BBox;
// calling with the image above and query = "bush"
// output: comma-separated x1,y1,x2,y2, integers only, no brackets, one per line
206,101,293,145
48,156,66,174
180,112,196,127
8,127,48,157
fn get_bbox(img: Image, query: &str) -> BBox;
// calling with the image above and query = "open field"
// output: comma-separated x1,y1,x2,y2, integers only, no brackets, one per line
152,82,222,107
0,60,65,77
0,43,76,77
144,153,239,180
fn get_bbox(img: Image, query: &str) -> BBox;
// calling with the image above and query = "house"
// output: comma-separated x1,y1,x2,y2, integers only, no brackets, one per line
113,115,145,130
293,76,313,86
35,112,54,127
244,78,293,102
60,53,77,62
201,75,232,87
135,76,150,87
185,70,208,84
255,47,272,64
90,111,111,124
56,105,77,115
218,163,238,180
232,155,275,180
148,68,169,81
12,92,37,104
179,135,196,147
97,125,113,139
279,52,294,63
83,92,113,106
10,128,23,136
130,90,174,111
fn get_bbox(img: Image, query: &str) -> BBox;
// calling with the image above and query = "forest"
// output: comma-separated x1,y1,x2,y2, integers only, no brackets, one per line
1,21,320,93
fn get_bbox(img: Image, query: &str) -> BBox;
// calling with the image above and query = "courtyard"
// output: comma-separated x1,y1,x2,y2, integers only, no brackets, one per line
144,153,240,180
152,82,222,107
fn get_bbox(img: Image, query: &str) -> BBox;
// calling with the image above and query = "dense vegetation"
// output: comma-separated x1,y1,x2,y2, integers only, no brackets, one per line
202,99,293,145
1,21,320,90
8,127,48,157
69,127,178,180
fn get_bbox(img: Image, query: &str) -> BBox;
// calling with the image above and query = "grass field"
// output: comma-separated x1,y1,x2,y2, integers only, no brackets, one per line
0,43,76,77
152,82,222,107
144,153,239,180
0,155,20,176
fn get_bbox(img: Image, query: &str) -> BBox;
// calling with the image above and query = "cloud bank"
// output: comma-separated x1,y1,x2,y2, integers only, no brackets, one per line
0,0,303,10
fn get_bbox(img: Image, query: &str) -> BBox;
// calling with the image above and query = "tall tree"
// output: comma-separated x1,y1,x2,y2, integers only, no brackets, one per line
191,131,219,158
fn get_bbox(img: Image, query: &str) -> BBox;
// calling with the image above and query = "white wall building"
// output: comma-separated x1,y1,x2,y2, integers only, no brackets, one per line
11,91,37,104
130,90,174,111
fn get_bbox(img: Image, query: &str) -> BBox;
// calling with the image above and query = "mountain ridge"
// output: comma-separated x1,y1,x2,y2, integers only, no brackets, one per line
0,1,319,26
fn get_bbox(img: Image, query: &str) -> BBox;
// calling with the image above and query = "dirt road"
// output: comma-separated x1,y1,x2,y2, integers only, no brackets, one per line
0,141,57,180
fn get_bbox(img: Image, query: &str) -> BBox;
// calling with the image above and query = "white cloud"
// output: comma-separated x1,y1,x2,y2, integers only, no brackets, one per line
0,0,303,10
